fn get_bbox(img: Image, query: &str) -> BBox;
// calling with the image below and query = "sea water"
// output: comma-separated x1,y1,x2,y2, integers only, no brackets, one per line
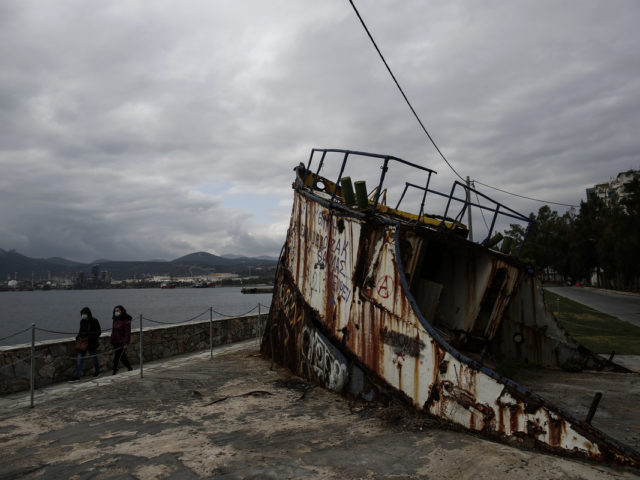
0,287,272,347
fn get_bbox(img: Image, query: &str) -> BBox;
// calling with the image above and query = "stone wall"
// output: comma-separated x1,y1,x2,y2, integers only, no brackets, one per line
0,314,265,395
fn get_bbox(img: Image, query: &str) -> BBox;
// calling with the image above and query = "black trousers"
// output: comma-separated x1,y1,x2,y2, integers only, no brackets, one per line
112,344,132,373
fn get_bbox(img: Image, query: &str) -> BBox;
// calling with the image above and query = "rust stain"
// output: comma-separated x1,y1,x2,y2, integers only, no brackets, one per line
548,414,566,447
509,405,521,435
369,302,380,375
497,406,505,434
413,341,420,404
432,344,446,385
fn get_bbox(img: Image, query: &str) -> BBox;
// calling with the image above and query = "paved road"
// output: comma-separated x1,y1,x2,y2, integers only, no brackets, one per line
545,286,640,328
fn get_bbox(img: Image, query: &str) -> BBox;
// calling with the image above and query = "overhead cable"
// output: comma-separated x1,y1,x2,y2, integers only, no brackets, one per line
347,0,465,183
474,180,578,207
347,0,579,209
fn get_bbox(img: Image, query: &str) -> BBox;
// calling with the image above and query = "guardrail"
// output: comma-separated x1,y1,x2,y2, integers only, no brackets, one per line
0,303,270,407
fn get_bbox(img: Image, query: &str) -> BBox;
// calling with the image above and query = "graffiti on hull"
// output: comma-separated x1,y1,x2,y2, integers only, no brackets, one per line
380,327,425,358
301,325,348,391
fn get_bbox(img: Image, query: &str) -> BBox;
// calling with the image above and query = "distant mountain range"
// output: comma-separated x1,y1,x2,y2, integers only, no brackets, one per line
0,248,278,281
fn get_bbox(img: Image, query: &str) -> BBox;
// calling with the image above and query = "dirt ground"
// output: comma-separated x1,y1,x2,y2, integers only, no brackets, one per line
0,341,638,479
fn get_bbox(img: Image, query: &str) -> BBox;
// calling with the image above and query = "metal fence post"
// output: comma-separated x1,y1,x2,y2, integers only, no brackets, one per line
209,306,213,359
139,314,143,378
257,303,261,345
585,392,603,424
30,323,35,408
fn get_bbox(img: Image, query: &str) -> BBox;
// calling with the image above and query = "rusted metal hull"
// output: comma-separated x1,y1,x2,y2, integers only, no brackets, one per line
262,153,640,469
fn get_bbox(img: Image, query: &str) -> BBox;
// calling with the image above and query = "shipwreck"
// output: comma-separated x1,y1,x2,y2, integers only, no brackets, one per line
261,148,640,468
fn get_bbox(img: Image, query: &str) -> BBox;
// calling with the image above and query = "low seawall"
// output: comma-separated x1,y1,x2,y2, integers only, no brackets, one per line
0,314,264,395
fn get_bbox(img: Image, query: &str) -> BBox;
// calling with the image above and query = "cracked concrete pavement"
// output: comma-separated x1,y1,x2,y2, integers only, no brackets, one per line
0,340,638,479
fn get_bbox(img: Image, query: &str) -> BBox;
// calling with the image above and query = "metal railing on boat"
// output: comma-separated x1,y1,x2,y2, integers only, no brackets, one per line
299,148,534,252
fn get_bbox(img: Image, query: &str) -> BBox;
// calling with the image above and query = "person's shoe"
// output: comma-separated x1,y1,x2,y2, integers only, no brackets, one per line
112,370,118,376
69,376,80,382
128,367,133,372
93,371,100,377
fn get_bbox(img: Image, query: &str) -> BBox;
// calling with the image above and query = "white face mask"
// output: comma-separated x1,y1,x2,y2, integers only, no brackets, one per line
81,314,88,320
114,311,121,317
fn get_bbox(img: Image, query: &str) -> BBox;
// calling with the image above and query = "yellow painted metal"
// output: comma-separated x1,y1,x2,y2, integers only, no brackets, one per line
300,171,467,233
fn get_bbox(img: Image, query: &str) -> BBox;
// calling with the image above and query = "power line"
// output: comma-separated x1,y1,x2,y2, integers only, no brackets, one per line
347,0,464,183
474,180,578,208
347,0,579,209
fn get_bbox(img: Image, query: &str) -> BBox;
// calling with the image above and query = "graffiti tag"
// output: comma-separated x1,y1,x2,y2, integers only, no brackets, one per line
301,325,348,391
380,327,425,358
377,275,393,299
313,211,353,304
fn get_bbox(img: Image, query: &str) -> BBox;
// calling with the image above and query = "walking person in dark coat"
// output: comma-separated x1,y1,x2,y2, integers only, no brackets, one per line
110,305,133,375
72,307,101,380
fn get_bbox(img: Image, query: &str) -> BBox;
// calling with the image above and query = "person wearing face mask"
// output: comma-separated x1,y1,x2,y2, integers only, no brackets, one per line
110,304,133,375
71,307,102,380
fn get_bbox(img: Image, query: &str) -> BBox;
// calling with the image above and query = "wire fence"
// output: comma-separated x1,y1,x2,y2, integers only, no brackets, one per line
0,303,271,408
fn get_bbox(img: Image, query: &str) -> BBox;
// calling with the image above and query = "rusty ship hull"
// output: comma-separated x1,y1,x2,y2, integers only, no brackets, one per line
261,148,640,469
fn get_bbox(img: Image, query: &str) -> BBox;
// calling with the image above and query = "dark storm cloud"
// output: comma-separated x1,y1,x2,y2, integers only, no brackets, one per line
1,0,638,262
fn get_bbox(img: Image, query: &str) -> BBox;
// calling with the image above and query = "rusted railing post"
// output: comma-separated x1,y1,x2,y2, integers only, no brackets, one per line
256,303,261,345
30,323,35,408
209,306,213,359
585,392,603,424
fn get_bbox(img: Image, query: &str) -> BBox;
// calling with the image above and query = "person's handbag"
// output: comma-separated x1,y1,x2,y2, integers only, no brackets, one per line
75,337,89,353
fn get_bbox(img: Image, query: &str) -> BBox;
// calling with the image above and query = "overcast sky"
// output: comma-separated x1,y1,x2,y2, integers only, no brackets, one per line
1,0,638,263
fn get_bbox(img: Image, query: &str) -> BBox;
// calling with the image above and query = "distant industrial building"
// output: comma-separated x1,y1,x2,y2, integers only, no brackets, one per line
148,273,239,284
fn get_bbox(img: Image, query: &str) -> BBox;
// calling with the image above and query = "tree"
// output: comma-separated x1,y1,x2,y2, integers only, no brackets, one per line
503,206,572,280
502,176,640,291
611,176,640,289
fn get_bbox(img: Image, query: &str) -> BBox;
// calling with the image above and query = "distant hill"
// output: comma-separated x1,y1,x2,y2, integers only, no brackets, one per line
173,251,236,267
0,248,277,282
169,251,277,277
0,249,80,280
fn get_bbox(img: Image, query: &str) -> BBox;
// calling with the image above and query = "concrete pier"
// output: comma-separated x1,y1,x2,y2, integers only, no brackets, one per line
0,340,638,479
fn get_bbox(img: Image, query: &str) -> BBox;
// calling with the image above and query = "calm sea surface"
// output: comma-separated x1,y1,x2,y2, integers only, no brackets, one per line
0,287,272,347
